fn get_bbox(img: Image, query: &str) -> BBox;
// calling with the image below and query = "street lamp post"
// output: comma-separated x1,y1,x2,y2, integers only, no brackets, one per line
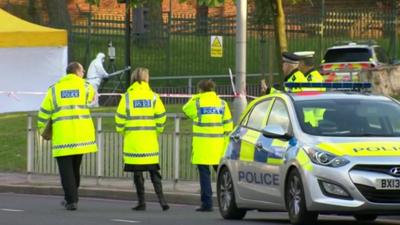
233,0,248,124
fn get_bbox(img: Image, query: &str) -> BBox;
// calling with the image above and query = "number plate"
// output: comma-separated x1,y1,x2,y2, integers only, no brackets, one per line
376,179,400,190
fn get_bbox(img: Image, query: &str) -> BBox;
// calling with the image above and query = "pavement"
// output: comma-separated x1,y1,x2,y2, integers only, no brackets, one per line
0,172,212,206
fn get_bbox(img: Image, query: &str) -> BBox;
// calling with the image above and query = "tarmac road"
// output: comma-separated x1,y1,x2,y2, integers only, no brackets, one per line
0,193,399,225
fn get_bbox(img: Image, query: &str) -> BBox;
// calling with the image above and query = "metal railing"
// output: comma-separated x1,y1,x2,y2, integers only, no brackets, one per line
65,9,399,78
27,113,205,183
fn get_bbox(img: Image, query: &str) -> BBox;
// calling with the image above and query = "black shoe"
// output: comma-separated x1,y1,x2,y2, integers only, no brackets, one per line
65,203,77,211
132,204,146,211
161,204,170,211
195,206,213,212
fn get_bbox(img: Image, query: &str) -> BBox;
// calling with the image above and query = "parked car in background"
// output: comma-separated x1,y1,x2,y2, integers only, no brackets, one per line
320,41,390,82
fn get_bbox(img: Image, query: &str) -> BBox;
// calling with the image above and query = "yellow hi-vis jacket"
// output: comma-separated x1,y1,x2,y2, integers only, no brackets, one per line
304,68,326,92
284,69,307,93
115,82,166,165
182,91,233,165
37,74,97,157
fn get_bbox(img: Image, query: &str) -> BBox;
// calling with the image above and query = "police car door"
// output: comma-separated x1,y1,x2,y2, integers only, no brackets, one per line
258,98,292,203
236,98,275,202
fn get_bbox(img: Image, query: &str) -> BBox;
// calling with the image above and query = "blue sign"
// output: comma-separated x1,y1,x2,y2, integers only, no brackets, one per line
200,107,224,115
61,90,80,98
133,99,152,108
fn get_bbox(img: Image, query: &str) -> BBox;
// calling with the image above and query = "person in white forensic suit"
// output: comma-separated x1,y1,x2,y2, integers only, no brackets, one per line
87,52,109,107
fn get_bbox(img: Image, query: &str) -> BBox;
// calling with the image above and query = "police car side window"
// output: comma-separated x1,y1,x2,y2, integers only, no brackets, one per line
246,100,272,130
267,100,290,133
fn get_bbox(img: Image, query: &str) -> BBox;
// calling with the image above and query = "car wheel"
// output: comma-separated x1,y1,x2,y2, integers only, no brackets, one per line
217,166,246,220
285,169,318,225
353,214,378,222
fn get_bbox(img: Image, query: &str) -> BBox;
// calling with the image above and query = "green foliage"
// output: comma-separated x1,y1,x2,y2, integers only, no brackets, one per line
179,0,224,7
86,0,100,6
251,0,272,26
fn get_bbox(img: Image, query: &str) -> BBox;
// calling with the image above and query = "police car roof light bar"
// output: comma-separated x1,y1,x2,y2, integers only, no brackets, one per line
333,40,377,46
284,82,372,90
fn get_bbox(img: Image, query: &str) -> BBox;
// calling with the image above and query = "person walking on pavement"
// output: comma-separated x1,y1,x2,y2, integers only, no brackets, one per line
182,80,233,212
282,52,307,92
115,67,169,211
87,52,109,107
37,62,97,211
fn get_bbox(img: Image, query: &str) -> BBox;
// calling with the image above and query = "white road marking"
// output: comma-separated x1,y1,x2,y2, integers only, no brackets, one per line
0,208,24,212
111,219,141,223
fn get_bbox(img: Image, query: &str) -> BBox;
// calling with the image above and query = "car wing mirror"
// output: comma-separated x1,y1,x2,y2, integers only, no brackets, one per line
262,124,292,140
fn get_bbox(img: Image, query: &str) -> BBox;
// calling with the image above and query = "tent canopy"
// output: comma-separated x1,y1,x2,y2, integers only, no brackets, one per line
0,9,67,48
0,10,67,113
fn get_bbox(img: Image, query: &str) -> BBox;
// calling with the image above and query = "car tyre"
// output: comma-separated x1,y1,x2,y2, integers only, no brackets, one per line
353,214,378,222
217,166,246,220
285,169,318,225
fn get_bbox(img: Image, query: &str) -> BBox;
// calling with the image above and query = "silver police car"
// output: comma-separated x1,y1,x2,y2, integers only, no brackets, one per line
217,89,400,225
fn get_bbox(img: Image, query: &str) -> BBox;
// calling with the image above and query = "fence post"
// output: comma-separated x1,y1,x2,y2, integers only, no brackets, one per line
96,117,103,185
167,9,172,77
173,115,180,190
27,115,34,182
188,77,192,94
393,1,398,60
319,0,325,61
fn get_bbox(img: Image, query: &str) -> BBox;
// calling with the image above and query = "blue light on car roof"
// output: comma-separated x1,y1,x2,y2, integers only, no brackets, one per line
284,82,372,89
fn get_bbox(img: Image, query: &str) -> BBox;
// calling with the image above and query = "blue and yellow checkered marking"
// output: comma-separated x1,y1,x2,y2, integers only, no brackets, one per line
228,128,287,164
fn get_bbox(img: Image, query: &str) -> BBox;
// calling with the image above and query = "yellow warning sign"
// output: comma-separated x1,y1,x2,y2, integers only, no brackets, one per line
211,36,223,58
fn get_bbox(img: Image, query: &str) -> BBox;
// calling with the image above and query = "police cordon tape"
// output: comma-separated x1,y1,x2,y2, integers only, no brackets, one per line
0,91,256,100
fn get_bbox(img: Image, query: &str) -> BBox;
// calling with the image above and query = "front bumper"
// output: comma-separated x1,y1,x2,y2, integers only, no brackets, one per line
301,156,400,213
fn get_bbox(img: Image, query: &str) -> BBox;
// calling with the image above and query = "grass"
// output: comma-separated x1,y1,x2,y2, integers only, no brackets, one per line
0,112,28,172
0,104,199,172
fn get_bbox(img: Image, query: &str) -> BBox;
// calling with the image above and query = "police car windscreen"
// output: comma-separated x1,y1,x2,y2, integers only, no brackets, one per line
294,99,400,137
324,48,371,63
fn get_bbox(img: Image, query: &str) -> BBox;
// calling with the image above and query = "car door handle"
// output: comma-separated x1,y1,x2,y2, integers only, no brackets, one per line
231,133,240,142
255,142,263,150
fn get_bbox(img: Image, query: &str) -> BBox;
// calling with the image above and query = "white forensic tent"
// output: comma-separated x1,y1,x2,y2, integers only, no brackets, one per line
0,9,67,113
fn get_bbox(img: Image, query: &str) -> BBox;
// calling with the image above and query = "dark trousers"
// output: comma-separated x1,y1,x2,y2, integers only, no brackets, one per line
133,170,167,206
197,165,218,209
56,154,83,204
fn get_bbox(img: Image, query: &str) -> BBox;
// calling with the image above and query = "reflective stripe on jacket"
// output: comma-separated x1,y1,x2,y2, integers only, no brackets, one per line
182,91,233,165
37,74,97,157
115,82,166,165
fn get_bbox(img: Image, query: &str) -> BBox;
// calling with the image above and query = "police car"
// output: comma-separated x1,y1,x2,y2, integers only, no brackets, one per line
216,83,400,225
320,41,389,82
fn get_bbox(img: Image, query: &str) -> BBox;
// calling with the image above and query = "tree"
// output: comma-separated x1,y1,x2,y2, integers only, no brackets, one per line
44,0,71,29
28,0,41,24
87,0,163,39
196,2,209,35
